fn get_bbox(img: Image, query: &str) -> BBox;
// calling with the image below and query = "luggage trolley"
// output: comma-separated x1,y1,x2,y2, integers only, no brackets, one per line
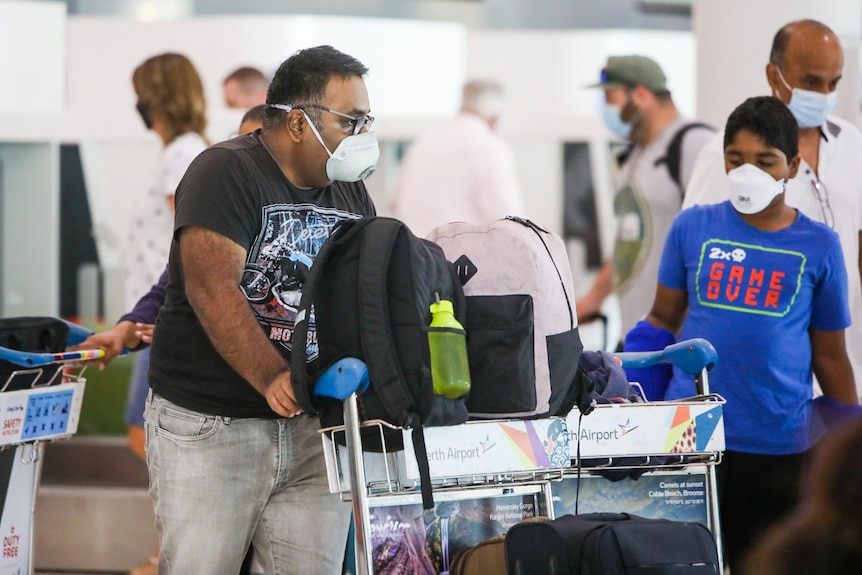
0,318,102,574
315,339,723,575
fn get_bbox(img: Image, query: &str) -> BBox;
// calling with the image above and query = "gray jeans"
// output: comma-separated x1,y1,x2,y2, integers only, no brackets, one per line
145,393,351,575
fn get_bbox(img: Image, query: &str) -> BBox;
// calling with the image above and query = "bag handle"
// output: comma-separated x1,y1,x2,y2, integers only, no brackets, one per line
357,218,438,509
506,216,575,329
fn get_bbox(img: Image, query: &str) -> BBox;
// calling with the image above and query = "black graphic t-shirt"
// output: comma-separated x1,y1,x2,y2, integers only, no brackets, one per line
149,132,375,417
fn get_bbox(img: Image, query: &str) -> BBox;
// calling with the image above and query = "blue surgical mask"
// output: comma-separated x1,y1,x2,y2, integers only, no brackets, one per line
776,68,837,128
602,104,632,140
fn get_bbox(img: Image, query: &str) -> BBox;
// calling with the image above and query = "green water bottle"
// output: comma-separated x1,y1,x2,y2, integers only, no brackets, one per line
428,295,471,399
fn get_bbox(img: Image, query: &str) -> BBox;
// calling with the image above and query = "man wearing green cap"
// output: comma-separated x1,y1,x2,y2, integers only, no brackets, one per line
576,55,714,358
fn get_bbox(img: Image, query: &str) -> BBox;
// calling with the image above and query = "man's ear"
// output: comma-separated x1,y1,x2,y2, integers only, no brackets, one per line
787,153,801,180
765,62,782,98
630,85,652,109
286,109,305,143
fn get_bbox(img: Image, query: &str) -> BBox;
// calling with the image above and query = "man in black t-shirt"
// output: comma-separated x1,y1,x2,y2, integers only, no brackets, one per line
146,45,378,574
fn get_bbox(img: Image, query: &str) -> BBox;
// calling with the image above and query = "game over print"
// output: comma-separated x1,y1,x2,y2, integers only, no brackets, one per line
694,239,804,317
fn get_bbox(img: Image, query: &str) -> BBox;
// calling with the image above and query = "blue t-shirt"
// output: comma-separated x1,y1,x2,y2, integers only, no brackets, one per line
661,201,849,454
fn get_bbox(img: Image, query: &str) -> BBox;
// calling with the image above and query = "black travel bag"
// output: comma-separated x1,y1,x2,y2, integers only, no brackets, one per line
504,512,720,575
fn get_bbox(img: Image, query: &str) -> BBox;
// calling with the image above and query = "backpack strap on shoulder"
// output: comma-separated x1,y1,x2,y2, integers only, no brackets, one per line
653,122,713,196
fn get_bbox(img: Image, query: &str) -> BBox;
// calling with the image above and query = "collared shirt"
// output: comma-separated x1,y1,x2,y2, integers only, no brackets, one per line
684,117,862,395
389,113,525,238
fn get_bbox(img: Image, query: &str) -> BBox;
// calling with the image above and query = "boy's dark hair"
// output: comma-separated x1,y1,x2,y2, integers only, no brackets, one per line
724,96,799,161
264,45,369,130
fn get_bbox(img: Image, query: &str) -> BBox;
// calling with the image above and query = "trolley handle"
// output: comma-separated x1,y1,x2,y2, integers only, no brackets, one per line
0,346,106,368
0,319,107,368
616,338,718,375
62,319,99,347
314,358,370,400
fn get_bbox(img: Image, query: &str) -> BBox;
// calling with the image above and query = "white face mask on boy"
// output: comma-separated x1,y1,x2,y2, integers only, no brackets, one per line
726,163,786,214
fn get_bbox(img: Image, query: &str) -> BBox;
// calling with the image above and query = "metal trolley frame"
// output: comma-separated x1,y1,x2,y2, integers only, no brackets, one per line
315,339,723,575
0,319,102,574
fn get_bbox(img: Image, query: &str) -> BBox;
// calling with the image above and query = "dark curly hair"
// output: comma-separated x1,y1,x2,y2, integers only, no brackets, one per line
264,45,369,131
724,96,798,161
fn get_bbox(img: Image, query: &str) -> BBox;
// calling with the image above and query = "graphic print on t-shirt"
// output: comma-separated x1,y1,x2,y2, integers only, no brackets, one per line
241,203,360,359
613,181,653,294
695,239,805,316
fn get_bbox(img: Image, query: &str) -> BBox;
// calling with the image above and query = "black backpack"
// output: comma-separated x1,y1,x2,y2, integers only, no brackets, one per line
653,121,714,195
291,217,469,507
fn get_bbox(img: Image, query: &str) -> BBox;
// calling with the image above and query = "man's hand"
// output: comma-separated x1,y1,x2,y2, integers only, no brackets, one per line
266,371,303,417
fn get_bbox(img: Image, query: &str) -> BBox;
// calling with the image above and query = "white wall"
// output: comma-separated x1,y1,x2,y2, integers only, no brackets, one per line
0,1,66,113
66,16,467,131
0,1,66,316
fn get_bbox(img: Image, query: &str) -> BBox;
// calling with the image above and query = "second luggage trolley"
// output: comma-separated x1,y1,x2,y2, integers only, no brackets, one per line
316,339,724,575
0,318,102,575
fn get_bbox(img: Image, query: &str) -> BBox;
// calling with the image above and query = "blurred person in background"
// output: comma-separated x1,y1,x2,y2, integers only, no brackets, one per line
742,418,862,575
576,55,713,348
224,65,269,109
388,79,525,237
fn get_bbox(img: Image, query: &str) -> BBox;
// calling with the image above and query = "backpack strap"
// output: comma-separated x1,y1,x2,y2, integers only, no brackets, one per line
356,218,414,424
653,122,713,197
291,217,373,414
505,216,575,329
357,218,437,509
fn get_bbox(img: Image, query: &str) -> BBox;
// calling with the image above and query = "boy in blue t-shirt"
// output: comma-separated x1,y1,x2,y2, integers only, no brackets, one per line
633,96,858,573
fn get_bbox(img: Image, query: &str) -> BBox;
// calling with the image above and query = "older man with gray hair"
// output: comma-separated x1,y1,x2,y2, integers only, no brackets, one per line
389,79,525,237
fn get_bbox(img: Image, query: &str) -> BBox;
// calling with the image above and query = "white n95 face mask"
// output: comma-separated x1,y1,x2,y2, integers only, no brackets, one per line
727,163,786,214
302,111,379,182
776,68,837,128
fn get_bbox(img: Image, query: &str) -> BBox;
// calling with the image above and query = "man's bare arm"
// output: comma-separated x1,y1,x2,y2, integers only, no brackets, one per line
180,226,300,417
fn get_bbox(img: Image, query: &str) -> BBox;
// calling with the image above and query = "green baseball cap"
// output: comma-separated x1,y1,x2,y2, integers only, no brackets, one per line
589,55,668,92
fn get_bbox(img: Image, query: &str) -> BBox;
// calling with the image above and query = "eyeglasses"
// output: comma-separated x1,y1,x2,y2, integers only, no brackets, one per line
811,179,835,229
270,103,374,135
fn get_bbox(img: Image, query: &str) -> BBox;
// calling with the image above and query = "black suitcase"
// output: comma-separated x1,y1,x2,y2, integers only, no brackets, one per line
505,512,720,575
